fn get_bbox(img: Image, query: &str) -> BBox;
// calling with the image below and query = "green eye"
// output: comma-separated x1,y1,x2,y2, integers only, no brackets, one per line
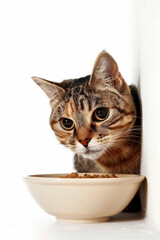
93,107,109,121
60,118,75,130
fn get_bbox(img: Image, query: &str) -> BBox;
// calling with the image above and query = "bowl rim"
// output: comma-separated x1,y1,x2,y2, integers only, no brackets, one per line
24,173,145,185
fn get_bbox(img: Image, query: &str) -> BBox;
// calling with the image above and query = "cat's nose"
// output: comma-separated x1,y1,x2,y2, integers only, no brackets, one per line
79,138,91,148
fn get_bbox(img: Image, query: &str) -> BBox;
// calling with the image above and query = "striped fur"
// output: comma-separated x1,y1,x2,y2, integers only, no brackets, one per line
32,51,141,175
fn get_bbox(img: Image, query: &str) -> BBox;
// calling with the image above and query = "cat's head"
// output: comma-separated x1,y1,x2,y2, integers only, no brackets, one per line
32,51,136,159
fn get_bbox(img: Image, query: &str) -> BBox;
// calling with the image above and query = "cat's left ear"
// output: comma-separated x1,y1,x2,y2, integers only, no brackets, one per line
88,50,127,92
32,77,65,100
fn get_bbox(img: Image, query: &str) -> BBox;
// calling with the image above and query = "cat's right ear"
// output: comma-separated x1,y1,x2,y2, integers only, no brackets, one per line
88,51,126,93
32,77,65,100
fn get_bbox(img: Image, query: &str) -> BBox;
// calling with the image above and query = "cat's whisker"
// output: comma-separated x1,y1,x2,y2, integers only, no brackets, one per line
100,132,141,141
110,130,141,138
104,143,136,159
113,139,141,146
104,130,141,139
97,138,141,148
112,134,141,140
104,137,141,144
114,127,141,133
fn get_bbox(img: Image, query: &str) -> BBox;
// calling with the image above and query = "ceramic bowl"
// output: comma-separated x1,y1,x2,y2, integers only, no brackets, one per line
24,173,145,223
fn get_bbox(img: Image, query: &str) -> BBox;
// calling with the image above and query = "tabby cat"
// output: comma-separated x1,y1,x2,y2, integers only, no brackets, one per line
32,51,141,177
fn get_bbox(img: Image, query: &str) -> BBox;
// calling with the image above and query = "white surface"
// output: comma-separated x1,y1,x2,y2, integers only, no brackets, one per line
0,0,135,220
0,0,160,238
137,0,160,225
0,213,160,240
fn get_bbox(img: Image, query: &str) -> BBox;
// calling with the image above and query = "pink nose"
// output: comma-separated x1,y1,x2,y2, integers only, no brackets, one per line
79,138,91,148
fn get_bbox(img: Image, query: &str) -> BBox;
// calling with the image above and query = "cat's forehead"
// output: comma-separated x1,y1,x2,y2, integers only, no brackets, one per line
62,75,108,110
64,89,95,126
51,78,130,125
67,84,104,108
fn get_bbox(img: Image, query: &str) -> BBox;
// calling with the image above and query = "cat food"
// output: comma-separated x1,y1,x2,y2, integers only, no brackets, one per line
59,172,118,178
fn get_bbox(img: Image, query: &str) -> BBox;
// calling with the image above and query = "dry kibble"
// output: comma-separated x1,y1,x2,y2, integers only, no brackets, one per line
86,174,91,178
104,175,109,178
70,172,78,178
112,173,118,178
59,172,118,178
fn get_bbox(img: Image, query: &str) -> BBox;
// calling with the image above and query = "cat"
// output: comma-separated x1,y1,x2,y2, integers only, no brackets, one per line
32,51,141,211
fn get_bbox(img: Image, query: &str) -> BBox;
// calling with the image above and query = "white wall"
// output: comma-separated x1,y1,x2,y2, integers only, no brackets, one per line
137,0,160,226
0,0,160,227
0,0,134,220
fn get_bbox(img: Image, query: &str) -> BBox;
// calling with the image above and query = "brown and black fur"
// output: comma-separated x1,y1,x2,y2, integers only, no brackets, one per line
32,51,142,211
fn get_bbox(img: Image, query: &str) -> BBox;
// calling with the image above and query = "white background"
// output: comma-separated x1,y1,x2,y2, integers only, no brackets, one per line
0,0,160,239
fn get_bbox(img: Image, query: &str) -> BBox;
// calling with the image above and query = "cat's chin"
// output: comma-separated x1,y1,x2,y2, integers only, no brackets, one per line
77,149,105,160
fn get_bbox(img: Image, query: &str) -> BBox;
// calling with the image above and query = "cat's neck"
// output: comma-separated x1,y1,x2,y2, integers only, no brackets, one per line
96,133,141,174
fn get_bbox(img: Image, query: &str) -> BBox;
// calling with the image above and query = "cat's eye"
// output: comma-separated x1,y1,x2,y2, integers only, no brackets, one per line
60,118,75,130
93,107,109,121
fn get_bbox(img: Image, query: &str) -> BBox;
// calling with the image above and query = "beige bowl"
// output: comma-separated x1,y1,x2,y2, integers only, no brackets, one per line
24,173,145,223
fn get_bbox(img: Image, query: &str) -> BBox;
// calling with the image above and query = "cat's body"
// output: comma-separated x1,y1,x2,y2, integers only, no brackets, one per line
32,50,141,180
